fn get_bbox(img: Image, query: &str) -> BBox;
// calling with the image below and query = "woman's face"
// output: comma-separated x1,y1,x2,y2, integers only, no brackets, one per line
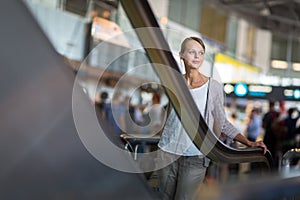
180,40,205,70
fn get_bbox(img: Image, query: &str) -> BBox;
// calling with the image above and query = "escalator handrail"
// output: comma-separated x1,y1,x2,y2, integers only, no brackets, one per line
282,148,300,167
120,0,272,169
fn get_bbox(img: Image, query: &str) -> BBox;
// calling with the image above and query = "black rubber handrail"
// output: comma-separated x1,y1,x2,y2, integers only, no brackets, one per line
120,0,272,169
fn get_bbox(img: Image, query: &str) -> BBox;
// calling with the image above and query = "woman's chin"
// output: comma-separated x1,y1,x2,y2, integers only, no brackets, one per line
190,65,200,70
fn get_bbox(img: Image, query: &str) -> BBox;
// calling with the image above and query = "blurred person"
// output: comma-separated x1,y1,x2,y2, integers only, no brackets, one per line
284,108,299,140
134,104,144,126
157,37,267,200
262,101,280,168
246,108,263,172
147,93,164,134
246,108,262,142
123,96,137,134
138,93,164,153
106,91,126,136
95,91,128,136
96,91,110,119
282,107,300,154
279,101,287,119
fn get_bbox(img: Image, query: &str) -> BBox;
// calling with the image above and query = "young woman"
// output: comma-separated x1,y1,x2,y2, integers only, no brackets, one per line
157,37,267,200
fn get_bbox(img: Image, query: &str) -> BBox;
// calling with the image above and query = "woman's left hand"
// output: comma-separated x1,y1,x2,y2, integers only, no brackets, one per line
234,134,268,154
249,140,267,154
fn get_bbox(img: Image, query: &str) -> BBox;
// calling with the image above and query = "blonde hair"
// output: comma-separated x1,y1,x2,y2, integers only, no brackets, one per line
180,37,206,53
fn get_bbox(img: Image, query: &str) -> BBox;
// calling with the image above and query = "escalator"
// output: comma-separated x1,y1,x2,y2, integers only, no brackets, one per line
2,0,299,199
120,0,272,169
119,1,300,199
118,1,300,199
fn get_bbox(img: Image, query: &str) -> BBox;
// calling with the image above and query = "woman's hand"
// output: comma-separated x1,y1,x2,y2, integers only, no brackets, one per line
234,133,268,154
248,140,267,154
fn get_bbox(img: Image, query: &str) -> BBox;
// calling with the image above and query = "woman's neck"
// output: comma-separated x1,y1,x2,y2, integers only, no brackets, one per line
184,70,207,89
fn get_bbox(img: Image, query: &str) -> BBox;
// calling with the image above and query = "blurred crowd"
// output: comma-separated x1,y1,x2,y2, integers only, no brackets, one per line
95,90,300,172
95,90,165,137
227,100,300,170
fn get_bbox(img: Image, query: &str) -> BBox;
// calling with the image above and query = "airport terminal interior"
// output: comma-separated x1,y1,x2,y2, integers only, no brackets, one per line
1,0,300,199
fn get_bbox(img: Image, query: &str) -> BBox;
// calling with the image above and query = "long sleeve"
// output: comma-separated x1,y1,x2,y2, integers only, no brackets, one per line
211,80,239,139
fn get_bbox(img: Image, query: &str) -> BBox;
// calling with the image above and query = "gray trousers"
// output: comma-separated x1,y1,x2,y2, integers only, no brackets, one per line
157,151,209,200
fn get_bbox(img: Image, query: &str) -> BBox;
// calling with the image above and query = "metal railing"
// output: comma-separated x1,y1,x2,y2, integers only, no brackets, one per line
282,148,300,172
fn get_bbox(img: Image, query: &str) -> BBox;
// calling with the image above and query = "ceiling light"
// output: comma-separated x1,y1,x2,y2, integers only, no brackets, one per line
271,60,288,69
160,17,168,25
292,62,300,71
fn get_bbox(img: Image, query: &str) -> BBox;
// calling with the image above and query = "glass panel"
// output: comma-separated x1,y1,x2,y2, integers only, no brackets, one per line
168,0,201,31
271,35,288,60
23,0,277,194
292,38,300,63
226,16,238,56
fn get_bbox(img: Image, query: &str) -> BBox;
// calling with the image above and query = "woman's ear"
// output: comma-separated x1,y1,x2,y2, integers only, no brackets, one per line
179,53,184,60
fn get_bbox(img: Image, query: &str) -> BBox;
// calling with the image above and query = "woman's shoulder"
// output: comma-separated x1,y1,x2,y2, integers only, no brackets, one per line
207,78,224,99
209,78,223,88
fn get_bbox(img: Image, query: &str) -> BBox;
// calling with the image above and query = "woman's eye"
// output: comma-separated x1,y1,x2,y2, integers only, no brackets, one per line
188,51,204,56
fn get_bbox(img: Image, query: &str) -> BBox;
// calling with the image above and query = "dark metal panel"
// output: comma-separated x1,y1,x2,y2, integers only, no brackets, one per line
0,0,158,199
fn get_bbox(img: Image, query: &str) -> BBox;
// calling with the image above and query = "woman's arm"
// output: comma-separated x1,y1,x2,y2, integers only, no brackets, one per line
211,80,240,139
211,80,267,154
